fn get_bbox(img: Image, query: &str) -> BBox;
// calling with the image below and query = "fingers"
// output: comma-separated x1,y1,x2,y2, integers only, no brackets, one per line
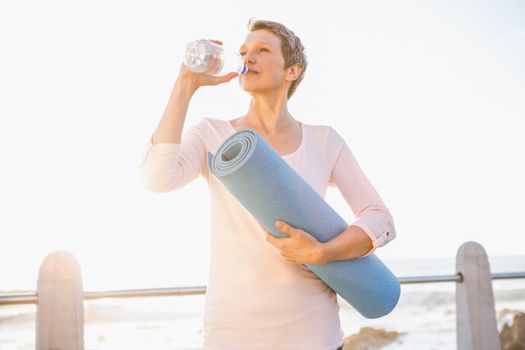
218,71,239,83
266,231,278,244
181,39,237,89
265,231,289,251
275,220,296,235
275,220,287,232
209,72,239,86
284,257,298,263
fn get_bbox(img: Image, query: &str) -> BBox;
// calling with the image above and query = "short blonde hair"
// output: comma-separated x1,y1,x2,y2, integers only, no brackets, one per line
247,18,307,99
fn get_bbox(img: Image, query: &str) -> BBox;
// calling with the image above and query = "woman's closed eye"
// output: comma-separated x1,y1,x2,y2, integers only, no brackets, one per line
239,48,270,56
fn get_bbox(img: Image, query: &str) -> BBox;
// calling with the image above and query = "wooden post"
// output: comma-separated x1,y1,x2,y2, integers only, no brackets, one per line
456,241,501,350
36,251,84,350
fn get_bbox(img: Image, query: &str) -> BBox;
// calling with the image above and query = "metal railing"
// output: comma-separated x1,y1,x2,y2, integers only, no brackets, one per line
0,286,207,305
2,272,525,306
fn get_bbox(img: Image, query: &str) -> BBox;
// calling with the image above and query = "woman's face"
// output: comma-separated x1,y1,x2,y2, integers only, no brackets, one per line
238,30,289,96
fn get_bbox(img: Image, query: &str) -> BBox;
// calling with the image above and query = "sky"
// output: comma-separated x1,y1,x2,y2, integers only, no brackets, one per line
1,0,524,291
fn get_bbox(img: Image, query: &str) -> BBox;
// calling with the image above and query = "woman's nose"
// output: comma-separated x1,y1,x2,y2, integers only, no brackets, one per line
243,51,256,64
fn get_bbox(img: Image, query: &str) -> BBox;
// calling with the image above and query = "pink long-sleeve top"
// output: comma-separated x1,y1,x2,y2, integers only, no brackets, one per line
140,117,396,350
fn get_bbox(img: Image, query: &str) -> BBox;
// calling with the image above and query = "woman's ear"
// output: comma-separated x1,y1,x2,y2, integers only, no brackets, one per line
286,64,302,82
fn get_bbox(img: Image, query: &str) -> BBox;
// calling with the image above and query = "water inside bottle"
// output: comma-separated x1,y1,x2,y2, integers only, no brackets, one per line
184,40,210,73
184,39,247,75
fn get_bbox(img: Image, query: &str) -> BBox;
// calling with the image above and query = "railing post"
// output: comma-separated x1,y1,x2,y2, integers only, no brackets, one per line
456,241,501,350
36,251,84,350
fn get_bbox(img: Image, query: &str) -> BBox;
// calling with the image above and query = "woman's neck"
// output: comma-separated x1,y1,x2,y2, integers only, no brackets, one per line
242,92,296,135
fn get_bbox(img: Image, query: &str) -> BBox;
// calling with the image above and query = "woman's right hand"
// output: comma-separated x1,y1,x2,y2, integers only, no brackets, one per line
151,40,237,145
176,39,239,91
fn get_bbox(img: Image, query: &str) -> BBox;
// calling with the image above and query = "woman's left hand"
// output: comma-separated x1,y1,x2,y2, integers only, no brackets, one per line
265,220,327,265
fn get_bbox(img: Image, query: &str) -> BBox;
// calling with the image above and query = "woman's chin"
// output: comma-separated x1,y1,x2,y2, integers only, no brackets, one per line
239,80,281,96
239,83,261,94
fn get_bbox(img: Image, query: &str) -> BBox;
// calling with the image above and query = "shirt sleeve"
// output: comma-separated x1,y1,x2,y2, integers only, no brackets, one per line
328,128,396,257
140,119,208,193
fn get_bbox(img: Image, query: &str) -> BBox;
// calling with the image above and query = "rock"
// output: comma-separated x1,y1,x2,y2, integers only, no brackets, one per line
500,311,525,350
342,327,403,350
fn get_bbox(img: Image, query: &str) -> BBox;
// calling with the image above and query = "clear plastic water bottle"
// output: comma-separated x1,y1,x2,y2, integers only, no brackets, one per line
183,39,248,76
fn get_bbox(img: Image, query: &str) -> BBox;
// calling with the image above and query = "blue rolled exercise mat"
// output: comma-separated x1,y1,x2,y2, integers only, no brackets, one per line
208,129,400,318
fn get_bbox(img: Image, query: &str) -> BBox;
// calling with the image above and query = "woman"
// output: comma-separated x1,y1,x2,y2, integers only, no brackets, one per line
141,19,396,350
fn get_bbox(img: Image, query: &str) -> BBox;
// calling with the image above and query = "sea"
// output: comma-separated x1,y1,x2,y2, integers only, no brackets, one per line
1,255,524,349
